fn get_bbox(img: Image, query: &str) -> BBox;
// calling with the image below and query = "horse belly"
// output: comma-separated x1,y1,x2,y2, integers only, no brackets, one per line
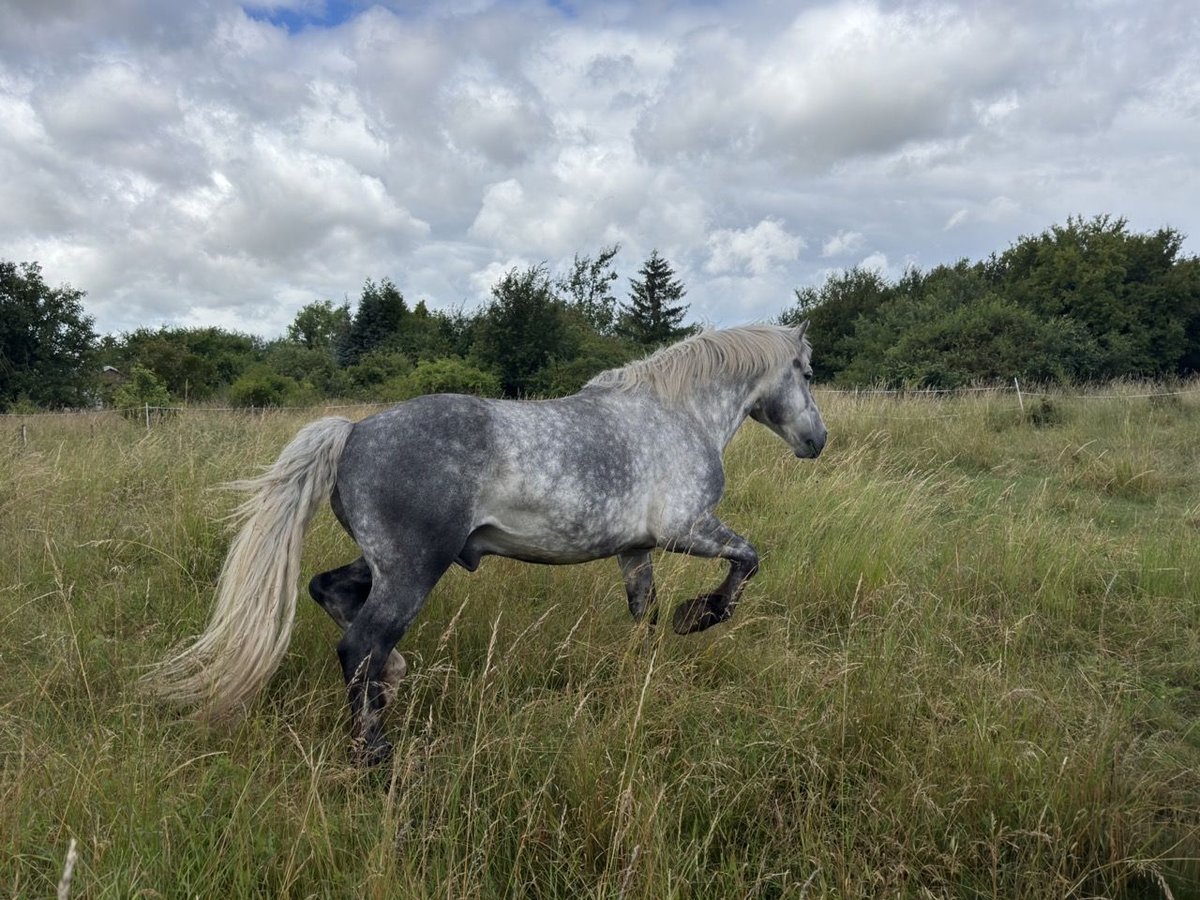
462,501,649,567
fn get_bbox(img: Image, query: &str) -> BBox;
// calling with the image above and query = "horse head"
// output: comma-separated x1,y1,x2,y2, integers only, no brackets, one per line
748,320,828,458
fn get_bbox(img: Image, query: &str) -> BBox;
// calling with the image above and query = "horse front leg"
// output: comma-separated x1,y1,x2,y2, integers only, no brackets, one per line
617,550,658,624
661,516,759,635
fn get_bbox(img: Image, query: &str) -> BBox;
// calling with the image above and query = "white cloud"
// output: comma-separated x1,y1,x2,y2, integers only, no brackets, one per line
858,251,890,274
634,2,1029,171
0,0,1196,336
469,256,535,299
706,219,805,276
440,72,551,167
36,61,179,143
821,230,864,258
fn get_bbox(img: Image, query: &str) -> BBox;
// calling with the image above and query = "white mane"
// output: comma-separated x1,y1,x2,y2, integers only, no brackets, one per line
587,325,808,402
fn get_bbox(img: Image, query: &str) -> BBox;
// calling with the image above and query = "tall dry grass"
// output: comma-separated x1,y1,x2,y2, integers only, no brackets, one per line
1,387,1198,897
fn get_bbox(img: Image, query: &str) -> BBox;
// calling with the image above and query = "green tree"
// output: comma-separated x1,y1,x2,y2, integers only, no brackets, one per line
834,262,989,385
99,326,259,401
344,349,412,397
532,306,640,396
852,296,1100,387
557,244,621,335
780,267,892,382
1171,256,1200,373
619,250,692,346
103,329,217,400
341,278,407,365
263,341,351,397
113,364,172,414
0,261,97,410
287,299,350,351
985,215,1200,377
390,299,459,360
473,265,575,396
175,328,260,384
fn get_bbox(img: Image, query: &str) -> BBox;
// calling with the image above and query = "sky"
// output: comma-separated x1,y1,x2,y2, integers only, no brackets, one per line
1,0,1198,338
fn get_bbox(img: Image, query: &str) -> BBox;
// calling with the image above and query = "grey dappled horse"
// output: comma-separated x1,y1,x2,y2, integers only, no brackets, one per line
150,323,826,764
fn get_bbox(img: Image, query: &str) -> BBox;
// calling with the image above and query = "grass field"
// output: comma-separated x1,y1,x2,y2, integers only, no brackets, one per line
2,386,1200,898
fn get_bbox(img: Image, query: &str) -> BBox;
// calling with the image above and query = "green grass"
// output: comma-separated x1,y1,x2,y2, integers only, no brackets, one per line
2,387,1200,898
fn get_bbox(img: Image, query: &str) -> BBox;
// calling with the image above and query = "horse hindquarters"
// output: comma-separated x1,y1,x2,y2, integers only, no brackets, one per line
330,401,489,764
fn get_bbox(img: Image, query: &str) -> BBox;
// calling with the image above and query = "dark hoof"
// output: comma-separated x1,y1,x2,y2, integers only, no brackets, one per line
352,738,394,768
671,594,730,635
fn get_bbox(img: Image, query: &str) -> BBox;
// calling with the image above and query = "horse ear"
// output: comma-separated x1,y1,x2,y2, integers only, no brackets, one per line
792,319,810,341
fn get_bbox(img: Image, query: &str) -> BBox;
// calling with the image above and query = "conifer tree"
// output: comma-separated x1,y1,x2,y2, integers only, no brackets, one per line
340,278,407,365
620,250,691,346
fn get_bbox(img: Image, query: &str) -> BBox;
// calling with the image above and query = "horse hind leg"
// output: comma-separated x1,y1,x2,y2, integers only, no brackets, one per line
338,547,457,767
309,557,407,705
309,557,371,629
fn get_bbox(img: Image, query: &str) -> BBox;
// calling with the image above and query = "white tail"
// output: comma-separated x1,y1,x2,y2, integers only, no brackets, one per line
146,416,355,720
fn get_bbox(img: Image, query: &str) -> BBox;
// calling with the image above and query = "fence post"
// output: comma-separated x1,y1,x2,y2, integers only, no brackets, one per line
145,402,151,431
21,423,28,447
1013,377,1025,417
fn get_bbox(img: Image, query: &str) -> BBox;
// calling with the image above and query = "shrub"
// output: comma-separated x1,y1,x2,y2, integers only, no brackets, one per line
344,350,412,396
113,364,172,415
379,357,501,401
228,366,307,408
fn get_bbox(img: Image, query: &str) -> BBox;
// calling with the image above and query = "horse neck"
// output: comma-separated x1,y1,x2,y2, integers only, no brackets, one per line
682,374,764,451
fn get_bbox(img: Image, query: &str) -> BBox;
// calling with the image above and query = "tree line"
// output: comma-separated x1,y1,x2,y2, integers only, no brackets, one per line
3,216,1199,412
782,215,1200,387
0,247,692,412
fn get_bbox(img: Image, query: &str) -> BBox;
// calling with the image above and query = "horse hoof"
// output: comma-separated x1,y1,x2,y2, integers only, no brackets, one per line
671,594,728,635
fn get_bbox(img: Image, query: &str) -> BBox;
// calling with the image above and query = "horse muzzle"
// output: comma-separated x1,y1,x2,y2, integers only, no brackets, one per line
794,429,827,459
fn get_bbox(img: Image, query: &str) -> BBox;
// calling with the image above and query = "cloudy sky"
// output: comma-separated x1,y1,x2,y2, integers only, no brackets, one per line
2,0,1197,338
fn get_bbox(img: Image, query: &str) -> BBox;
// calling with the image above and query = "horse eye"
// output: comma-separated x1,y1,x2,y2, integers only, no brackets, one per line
792,358,803,369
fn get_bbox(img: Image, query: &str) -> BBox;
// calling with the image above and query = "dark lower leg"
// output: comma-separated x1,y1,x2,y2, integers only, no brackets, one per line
670,556,758,634
314,558,408,719
618,551,658,623
339,619,408,767
662,519,759,635
336,550,454,766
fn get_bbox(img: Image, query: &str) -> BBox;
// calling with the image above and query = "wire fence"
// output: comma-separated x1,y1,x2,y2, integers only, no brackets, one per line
818,383,1200,399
